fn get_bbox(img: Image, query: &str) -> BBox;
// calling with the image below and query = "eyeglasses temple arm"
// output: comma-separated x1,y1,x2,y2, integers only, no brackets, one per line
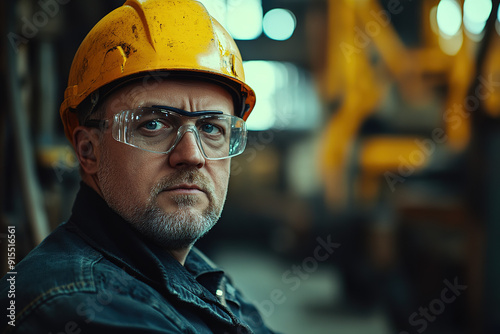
83,119,108,130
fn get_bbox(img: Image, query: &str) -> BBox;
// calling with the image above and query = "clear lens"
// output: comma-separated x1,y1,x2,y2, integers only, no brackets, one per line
111,107,247,159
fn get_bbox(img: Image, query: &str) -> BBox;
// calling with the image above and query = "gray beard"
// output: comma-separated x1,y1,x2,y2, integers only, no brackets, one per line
126,192,221,250
98,160,225,250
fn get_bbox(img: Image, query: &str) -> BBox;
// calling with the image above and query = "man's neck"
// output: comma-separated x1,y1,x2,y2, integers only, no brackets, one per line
82,174,104,198
168,247,192,266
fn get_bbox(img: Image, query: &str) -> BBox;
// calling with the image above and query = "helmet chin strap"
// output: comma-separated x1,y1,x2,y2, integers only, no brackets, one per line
152,105,224,117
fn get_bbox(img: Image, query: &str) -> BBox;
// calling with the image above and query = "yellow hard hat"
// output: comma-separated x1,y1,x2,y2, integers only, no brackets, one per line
60,0,256,144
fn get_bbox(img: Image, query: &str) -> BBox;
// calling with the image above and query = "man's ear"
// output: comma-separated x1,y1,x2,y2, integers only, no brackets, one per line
73,126,100,175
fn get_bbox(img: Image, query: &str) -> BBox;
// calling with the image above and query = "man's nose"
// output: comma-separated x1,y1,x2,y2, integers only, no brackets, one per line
168,130,205,169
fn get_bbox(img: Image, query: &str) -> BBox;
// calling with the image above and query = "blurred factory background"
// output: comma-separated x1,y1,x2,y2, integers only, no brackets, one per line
2,0,500,333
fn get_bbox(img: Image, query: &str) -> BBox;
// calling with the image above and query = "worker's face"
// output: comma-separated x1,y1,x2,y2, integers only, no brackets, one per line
96,79,234,249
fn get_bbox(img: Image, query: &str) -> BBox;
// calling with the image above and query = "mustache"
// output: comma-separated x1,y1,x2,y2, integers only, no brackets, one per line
151,169,214,198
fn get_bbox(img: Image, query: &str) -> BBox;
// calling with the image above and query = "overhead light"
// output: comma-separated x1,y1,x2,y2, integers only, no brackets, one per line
263,8,296,41
464,0,492,23
463,0,492,35
437,0,462,37
243,61,321,131
227,0,263,40
243,61,277,131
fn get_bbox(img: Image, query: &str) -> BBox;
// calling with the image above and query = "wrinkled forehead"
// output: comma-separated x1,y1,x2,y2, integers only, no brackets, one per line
102,77,235,117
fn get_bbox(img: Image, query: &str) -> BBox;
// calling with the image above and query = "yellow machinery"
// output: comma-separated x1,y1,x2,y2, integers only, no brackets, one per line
314,0,500,331
317,0,492,208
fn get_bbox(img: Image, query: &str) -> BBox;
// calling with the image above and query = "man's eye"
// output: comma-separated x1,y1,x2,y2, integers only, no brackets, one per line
200,123,221,134
142,120,164,131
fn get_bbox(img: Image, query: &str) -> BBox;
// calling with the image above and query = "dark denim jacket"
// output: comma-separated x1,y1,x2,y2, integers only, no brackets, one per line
0,184,277,333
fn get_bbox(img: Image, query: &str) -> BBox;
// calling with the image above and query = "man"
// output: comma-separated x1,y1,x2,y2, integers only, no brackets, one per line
1,0,277,333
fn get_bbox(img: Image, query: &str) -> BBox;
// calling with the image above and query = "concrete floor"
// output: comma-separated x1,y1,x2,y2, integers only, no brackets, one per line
211,244,393,334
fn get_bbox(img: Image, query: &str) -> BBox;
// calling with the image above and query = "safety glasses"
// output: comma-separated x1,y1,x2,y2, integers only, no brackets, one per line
84,106,247,160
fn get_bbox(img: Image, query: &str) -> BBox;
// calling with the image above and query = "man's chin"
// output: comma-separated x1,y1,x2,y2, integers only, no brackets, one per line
165,206,209,219
127,205,218,250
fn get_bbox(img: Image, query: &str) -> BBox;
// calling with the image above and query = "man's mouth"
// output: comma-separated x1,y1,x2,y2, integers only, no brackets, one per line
163,184,204,194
